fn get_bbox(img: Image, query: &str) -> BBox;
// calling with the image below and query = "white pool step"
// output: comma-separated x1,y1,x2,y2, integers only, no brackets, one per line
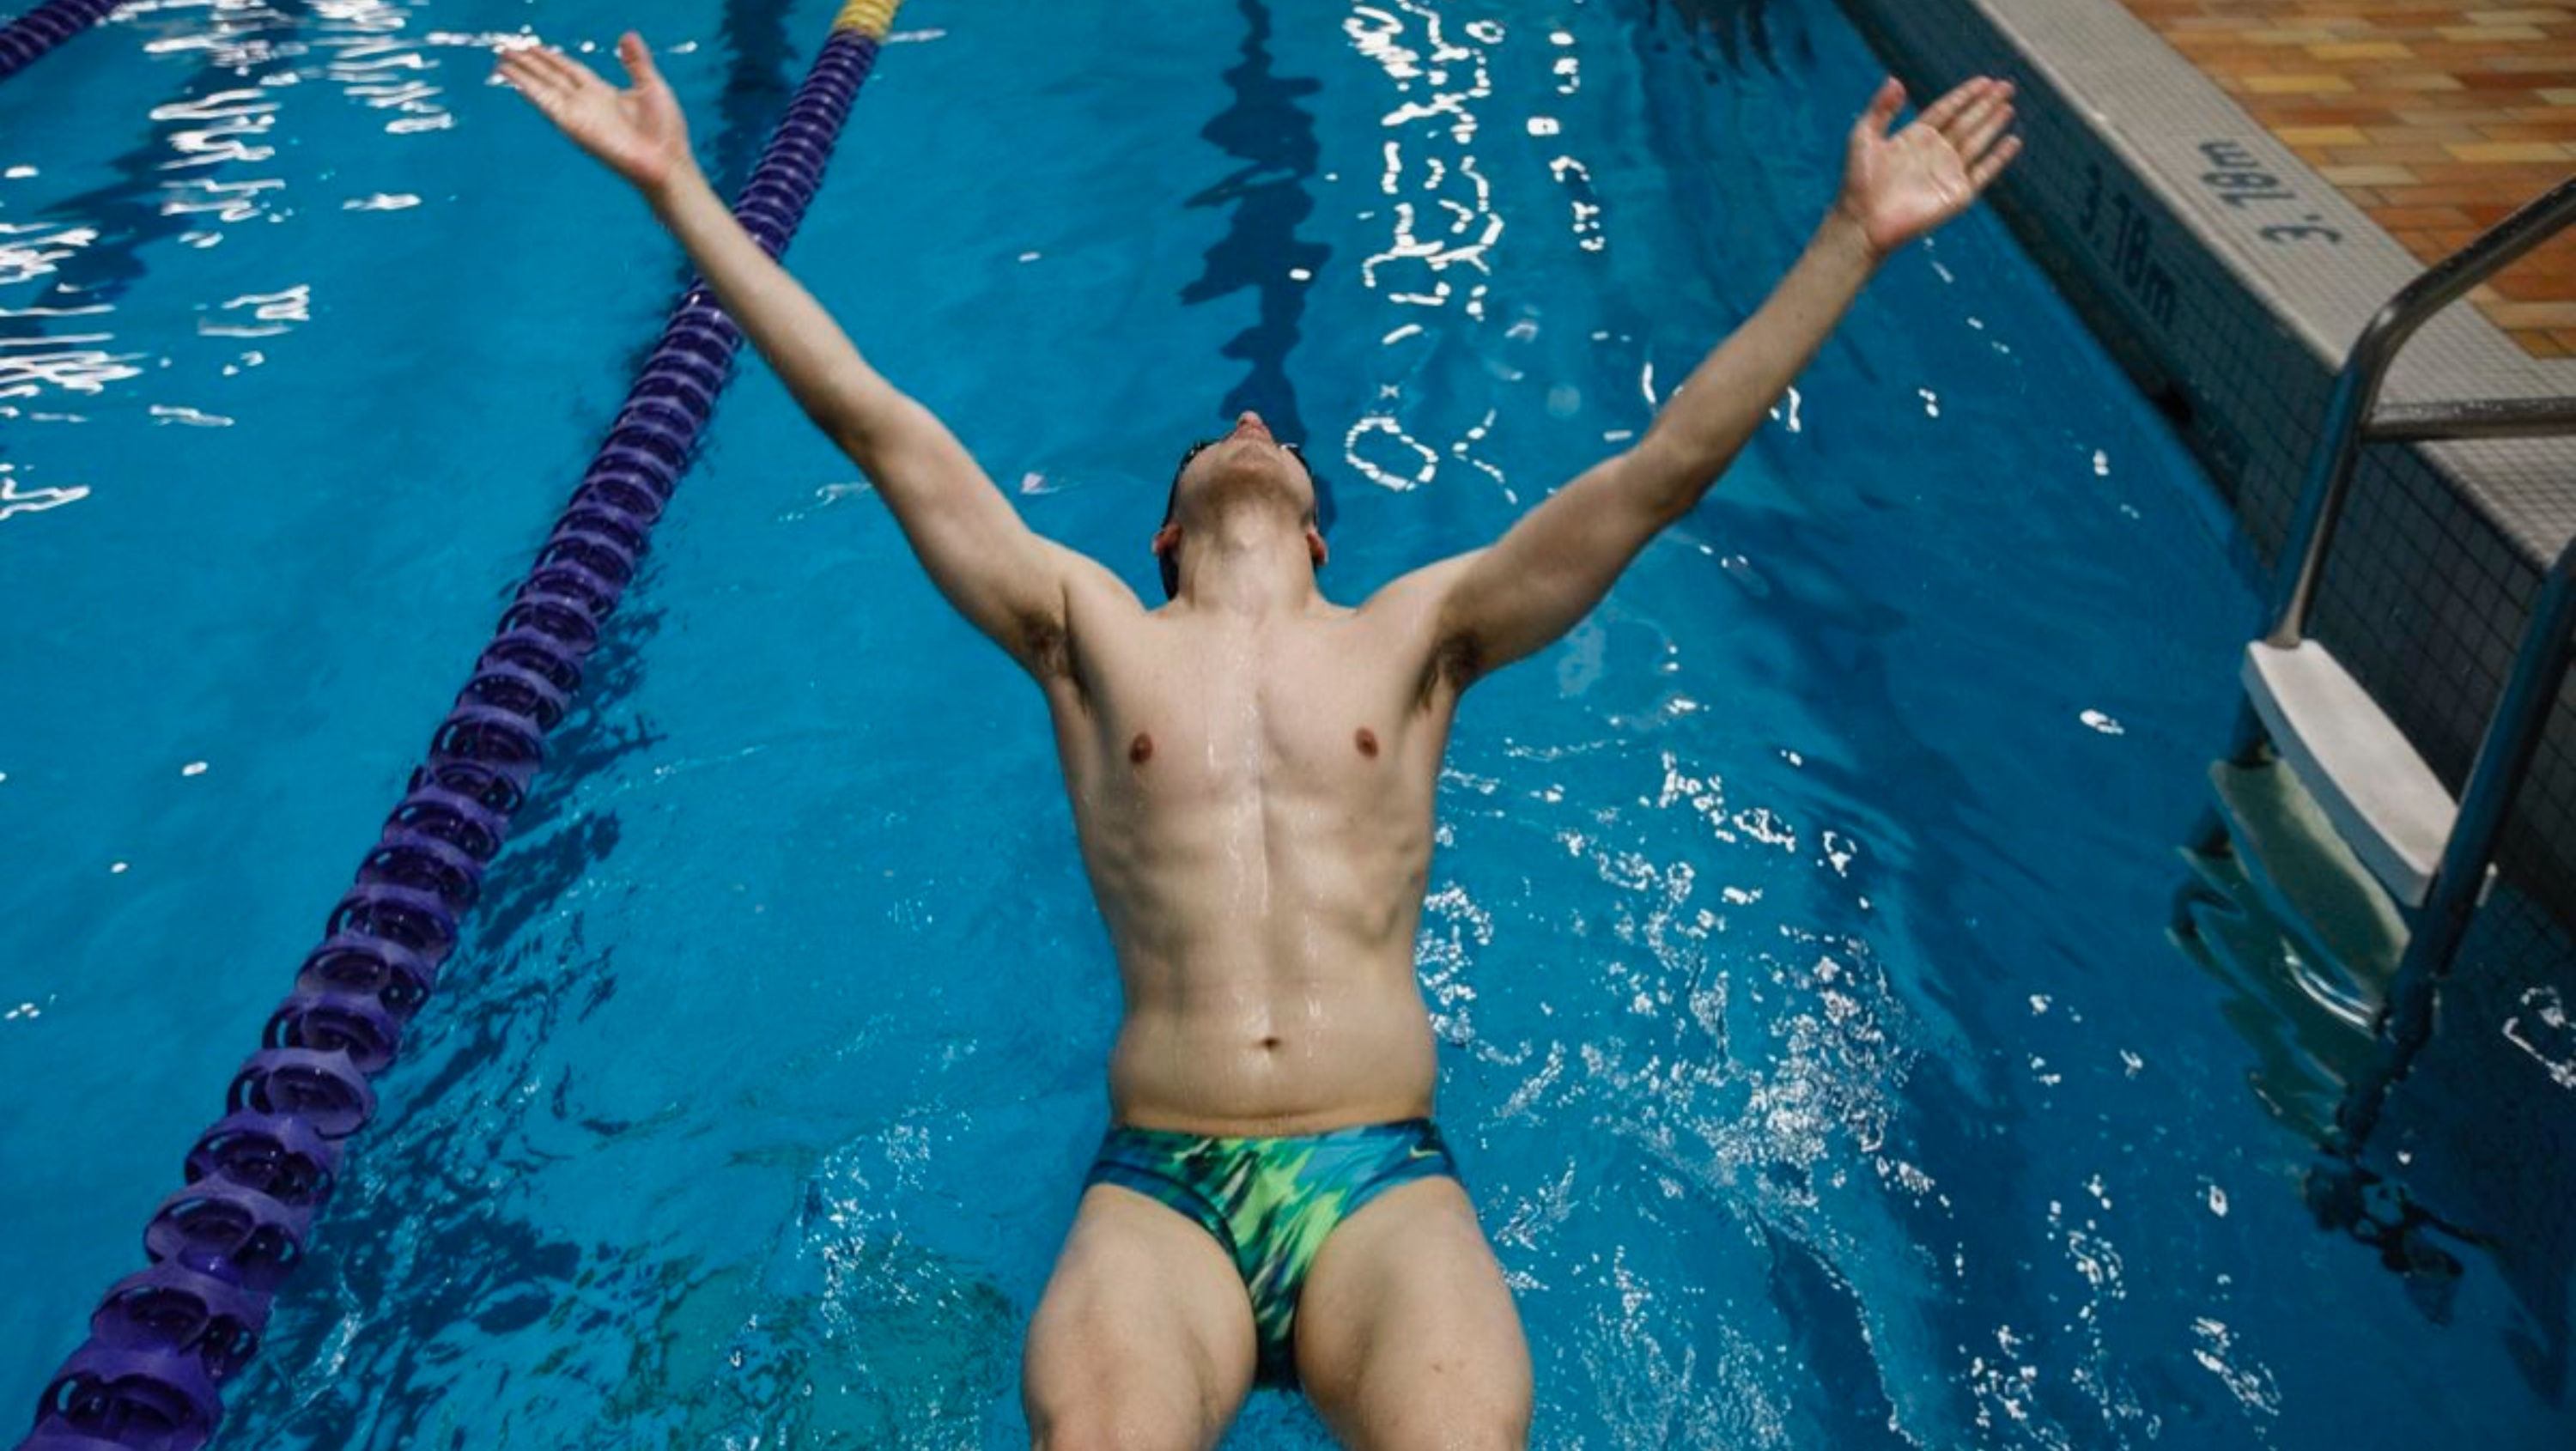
2240,639,2464,908
2204,757,2408,1009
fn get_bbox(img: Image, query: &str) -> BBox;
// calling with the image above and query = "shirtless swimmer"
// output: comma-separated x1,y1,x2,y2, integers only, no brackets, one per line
498,33,2018,1449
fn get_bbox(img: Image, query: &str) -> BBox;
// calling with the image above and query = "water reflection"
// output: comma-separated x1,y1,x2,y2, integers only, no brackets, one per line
0,0,516,522
1342,1,1513,500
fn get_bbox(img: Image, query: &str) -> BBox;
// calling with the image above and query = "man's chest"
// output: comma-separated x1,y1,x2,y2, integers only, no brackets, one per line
1060,616,1448,800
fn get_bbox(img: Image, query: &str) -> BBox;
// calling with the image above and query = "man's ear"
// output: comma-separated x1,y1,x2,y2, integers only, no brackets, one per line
1152,522,1182,558
1306,526,1328,568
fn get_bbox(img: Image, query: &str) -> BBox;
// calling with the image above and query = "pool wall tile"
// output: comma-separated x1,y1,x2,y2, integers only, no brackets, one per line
1838,0,2576,920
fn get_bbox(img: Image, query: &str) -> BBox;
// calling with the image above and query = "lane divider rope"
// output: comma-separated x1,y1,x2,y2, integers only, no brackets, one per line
0,0,121,83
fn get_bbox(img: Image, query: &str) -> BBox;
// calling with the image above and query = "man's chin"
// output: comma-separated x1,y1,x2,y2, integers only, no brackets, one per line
1200,466,1308,517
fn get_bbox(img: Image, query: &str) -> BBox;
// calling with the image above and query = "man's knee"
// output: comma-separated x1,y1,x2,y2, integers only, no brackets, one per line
1370,1399,1529,1451
1024,1351,1225,1451
1458,1405,1533,1451
1025,1391,1208,1451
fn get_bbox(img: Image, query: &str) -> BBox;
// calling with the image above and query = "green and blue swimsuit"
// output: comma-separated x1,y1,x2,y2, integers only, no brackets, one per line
1085,1118,1460,1389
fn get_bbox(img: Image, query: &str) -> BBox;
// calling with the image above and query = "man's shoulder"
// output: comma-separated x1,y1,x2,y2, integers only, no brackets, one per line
1047,542,1148,613
1352,551,1482,625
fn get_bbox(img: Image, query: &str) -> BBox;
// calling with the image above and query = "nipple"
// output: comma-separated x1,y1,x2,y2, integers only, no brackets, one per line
1128,732,1155,765
1355,727,1380,758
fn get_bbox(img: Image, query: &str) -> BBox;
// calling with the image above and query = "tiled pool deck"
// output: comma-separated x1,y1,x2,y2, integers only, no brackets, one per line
2119,0,2576,359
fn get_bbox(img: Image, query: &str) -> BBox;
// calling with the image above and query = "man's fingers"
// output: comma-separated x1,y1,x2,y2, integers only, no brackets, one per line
1941,84,2008,153
532,46,599,94
1914,76,1985,134
498,46,568,95
495,50,560,103
1968,133,2024,191
1956,95,2014,164
617,31,661,90
502,45,595,95
1856,76,1904,140
495,46,610,135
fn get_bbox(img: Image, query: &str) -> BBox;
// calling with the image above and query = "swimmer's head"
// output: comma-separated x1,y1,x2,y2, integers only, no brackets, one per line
1152,411,1327,600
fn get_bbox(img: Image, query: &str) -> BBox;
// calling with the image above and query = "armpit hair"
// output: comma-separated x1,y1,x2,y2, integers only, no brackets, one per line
1019,609,1073,682
1419,630,1483,706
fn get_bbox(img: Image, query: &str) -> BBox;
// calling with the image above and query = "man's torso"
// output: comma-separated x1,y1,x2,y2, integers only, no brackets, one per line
1036,564,1470,1134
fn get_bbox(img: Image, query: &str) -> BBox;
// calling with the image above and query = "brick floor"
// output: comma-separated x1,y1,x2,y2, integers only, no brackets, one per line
2118,0,2576,356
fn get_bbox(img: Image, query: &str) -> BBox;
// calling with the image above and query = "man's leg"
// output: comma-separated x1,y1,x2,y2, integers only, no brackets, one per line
1292,1177,1534,1450
1023,1183,1260,1451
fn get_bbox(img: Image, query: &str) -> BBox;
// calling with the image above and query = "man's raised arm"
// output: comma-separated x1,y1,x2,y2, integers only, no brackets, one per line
1419,76,2020,684
497,33,1096,673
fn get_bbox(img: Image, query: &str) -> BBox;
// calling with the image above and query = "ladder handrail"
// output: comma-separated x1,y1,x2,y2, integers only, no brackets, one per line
2367,396,2576,444
2263,173,2576,650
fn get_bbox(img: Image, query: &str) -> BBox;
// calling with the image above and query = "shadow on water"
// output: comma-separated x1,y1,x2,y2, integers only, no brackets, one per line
1180,0,1336,531
702,0,799,204
5,76,197,323
1760,1220,1906,1447
1642,0,1814,78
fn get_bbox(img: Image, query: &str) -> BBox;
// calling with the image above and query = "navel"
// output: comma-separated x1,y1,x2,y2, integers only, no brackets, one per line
1127,732,1155,765
1354,726,1380,758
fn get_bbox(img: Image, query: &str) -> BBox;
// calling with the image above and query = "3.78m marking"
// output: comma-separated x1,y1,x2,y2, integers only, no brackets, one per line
2076,162,2179,330
2196,139,2342,246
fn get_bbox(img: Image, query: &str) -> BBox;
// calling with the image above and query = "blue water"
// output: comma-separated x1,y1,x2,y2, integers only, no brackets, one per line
3,0,2567,1445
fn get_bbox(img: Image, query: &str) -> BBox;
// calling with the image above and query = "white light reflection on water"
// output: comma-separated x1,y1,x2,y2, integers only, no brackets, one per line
149,403,233,426
2504,985,2576,1090
0,471,84,524
136,0,302,70
198,282,309,337
1344,1,1515,496
152,88,279,171
0,224,99,288
0,333,142,398
2192,1316,2284,1420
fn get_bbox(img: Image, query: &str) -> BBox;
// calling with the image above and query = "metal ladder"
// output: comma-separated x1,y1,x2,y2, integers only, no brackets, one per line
2227,173,2576,1158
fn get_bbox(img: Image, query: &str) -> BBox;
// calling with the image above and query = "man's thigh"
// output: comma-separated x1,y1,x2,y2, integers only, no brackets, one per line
1294,1177,1534,1450
1023,1183,1259,1451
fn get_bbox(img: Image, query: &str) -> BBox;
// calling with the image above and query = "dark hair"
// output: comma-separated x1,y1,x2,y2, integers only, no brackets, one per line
1158,439,1324,600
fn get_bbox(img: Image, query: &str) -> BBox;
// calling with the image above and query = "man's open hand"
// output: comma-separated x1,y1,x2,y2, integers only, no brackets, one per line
1838,76,2020,260
496,32,695,199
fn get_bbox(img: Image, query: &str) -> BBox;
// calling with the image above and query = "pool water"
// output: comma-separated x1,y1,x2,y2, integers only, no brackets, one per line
3,0,2567,1445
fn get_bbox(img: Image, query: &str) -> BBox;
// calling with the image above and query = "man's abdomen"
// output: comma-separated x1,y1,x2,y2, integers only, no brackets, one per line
1105,968,1441,1136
